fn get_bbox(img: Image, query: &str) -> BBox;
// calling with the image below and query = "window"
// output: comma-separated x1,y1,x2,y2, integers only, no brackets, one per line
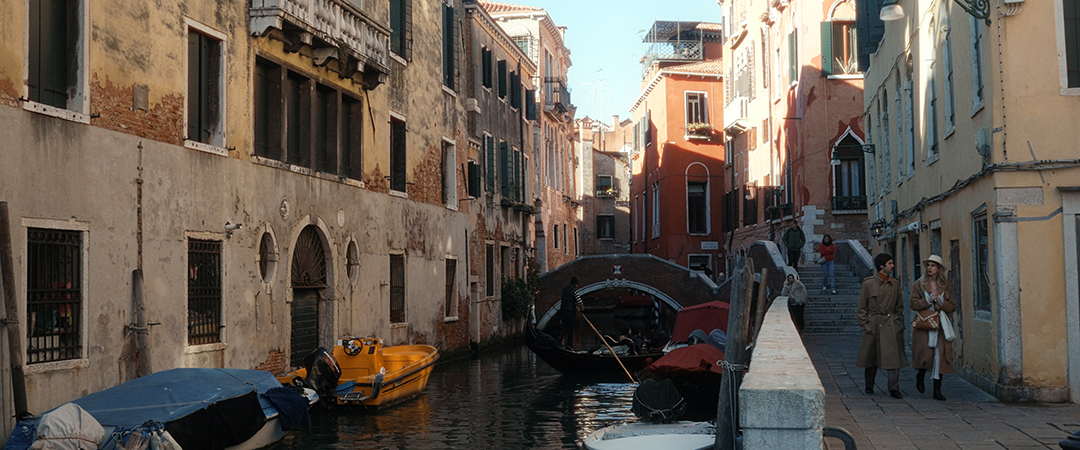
27,0,84,112
484,134,496,193
563,224,568,253
27,227,83,364
970,16,985,106
444,259,457,317
485,244,495,296
633,195,640,242
761,29,770,89
255,58,363,178
442,3,455,89
597,175,613,197
481,47,493,88
821,18,857,75
390,254,405,323
879,94,891,190
689,255,711,277
687,181,708,234
499,140,509,197
390,0,412,60
443,139,457,207
895,76,904,179
942,20,955,133
597,215,615,239
390,115,407,192
651,183,660,238
787,30,798,84
927,76,940,161
973,211,990,312
685,92,709,131
187,27,224,148
1063,0,1080,88
188,239,222,345
510,71,521,108
905,59,916,174
833,137,866,210
497,60,508,98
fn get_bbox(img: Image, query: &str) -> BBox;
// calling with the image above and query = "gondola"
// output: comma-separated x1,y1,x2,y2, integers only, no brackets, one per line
523,323,661,377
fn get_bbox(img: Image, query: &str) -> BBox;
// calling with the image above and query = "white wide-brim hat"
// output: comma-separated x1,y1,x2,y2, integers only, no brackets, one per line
923,254,945,269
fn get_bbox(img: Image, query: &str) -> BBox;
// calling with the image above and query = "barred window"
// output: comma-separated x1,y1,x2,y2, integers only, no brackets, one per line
188,239,222,345
27,228,82,364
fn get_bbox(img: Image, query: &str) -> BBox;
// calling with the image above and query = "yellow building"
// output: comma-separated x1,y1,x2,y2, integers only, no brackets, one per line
859,0,1080,402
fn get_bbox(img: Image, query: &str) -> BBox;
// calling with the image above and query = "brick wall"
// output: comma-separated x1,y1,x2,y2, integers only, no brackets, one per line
90,74,184,145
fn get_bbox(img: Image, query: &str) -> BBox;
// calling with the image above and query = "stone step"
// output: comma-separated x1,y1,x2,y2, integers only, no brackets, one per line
805,308,858,316
803,326,861,335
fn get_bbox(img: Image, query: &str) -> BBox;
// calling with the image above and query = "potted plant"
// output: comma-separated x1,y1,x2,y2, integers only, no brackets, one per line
686,122,713,138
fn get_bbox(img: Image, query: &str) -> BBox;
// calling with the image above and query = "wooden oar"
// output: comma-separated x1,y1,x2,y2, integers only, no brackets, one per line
578,307,637,383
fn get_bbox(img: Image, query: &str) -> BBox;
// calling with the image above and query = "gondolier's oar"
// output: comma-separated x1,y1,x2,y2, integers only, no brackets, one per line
578,307,637,384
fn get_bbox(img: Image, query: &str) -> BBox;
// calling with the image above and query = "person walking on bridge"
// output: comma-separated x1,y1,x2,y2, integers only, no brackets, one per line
782,219,806,272
856,253,909,399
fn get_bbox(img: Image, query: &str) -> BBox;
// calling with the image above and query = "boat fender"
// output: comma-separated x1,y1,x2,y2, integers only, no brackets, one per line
371,369,385,399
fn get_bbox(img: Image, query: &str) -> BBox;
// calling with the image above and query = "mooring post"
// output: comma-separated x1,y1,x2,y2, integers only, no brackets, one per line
716,256,755,450
0,202,30,420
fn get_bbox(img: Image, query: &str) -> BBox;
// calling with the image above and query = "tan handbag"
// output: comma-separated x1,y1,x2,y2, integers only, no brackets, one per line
912,309,940,330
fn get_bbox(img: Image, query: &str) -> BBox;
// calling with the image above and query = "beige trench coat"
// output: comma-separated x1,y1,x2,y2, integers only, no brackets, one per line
856,274,909,369
909,278,956,373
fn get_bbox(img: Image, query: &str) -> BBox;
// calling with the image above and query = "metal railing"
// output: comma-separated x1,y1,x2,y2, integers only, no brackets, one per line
544,77,571,113
831,196,867,211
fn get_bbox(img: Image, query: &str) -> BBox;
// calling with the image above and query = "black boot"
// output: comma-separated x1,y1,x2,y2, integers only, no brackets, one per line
916,369,926,393
864,367,877,394
933,377,946,401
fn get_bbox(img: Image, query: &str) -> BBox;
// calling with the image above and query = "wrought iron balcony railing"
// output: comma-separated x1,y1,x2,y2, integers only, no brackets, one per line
832,196,868,212
544,77,571,113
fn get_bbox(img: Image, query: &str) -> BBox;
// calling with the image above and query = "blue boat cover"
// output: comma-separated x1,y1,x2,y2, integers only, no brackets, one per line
70,368,278,428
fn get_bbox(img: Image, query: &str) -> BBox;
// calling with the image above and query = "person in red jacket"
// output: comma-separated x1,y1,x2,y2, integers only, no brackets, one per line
818,234,836,294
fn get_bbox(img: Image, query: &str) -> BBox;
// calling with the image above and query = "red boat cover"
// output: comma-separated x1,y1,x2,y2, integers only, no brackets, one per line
645,344,726,377
671,301,730,342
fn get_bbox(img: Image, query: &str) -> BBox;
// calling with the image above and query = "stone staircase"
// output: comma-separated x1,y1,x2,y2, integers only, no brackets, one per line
795,263,863,335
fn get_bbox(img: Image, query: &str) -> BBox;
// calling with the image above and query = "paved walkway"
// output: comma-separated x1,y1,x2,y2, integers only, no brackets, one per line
804,335,1080,449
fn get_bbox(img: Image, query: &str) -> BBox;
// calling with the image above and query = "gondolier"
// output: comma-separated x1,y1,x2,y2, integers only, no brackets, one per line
557,277,583,348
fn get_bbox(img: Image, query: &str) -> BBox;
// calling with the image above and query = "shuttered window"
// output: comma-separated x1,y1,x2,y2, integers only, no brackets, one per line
1066,0,1080,87
28,0,78,109
390,116,407,192
442,3,455,89
390,0,412,60
187,30,223,146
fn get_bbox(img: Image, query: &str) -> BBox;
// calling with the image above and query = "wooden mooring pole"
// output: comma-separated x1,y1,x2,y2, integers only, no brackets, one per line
715,256,755,450
0,202,29,420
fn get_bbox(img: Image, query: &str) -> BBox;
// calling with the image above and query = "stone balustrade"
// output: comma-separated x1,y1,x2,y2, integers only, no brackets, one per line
740,298,825,449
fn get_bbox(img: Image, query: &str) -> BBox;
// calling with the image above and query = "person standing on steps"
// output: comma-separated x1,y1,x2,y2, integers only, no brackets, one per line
910,255,955,401
818,234,837,294
856,253,909,399
557,277,582,348
782,219,806,272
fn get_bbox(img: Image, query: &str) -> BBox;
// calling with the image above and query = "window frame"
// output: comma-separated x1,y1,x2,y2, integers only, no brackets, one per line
184,18,227,156
390,112,408,195
389,0,412,62
442,137,457,209
685,91,709,129
687,181,709,235
596,214,615,240
24,0,90,124
24,219,89,367
187,237,223,346
972,208,991,313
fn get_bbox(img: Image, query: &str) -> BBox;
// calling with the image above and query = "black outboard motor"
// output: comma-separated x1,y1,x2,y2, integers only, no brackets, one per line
631,378,687,424
302,347,342,403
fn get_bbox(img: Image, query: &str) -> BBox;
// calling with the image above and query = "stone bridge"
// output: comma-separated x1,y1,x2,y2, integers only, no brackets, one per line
535,254,722,329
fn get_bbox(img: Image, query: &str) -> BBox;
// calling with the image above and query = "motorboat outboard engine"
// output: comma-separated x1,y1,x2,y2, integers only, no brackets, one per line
631,378,687,424
302,347,342,402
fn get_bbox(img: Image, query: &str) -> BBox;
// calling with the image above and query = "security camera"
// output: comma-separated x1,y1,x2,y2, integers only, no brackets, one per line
225,222,243,231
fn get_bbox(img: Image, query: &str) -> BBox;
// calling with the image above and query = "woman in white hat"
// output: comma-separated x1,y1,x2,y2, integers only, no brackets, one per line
909,255,956,400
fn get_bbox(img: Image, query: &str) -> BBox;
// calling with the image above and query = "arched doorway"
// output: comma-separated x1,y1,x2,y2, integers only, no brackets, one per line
290,225,327,367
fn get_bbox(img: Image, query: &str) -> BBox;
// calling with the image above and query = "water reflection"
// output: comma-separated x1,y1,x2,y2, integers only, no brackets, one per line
273,343,636,449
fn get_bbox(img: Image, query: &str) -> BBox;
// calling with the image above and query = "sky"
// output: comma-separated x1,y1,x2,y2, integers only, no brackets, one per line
536,0,724,126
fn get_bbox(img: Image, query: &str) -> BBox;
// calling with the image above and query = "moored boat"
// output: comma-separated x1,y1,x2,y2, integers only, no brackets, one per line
523,323,661,378
6,368,317,450
582,421,716,450
278,336,439,408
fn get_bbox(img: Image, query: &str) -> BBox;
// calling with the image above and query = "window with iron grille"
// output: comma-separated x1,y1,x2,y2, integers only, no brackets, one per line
187,28,224,147
28,0,83,111
390,254,406,323
187,239,222,345
27,228,83,364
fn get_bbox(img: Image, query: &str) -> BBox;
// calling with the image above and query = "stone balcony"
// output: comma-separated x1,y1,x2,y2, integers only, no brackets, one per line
250,0,390,88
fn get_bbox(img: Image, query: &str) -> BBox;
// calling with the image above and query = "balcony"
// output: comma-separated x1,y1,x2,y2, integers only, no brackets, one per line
544,77,571,114
832,196,868,213
765,202,792,221
640,21,717,76
595,186,619,198
724,97,749,134
250,0,390,88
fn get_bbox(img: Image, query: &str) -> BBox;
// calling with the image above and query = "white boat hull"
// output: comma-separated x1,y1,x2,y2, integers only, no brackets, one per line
582,422,716,450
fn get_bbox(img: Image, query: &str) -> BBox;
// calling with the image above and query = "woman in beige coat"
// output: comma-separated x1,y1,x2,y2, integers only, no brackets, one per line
910,255,956,400
856,253,909,399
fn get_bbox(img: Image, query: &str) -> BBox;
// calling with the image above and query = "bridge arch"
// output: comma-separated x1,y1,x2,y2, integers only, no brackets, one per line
536,279,682,329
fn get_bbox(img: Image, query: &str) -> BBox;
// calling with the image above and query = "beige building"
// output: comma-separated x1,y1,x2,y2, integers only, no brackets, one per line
575,116,632,255
859,0,1080,401
719,0,868,270
480,1,579,273
0,0,495,424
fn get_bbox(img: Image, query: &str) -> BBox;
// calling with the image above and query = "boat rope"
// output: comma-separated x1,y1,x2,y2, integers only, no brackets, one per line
718,360,745,372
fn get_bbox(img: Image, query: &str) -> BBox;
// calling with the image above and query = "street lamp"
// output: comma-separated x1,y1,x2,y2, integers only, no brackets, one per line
880,0,904,21
869,219,887,238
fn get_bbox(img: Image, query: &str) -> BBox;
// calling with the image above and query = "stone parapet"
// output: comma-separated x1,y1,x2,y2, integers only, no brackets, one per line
740,299,825,449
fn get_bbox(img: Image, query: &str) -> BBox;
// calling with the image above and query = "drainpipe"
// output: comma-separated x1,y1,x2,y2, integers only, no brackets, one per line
0,202,30,420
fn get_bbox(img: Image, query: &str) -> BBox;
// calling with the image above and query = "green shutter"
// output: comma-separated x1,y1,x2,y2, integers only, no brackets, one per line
788,31,796,83
821,22,833,76
485,136,495,192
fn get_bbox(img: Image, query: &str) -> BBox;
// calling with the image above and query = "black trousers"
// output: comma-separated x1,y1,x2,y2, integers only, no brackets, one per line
787,249,801,271
556,310,576,346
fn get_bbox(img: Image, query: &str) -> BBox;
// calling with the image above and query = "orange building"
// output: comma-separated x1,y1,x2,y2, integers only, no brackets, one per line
629,21,728,278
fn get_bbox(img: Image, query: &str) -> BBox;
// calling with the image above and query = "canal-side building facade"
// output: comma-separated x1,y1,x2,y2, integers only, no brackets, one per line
463,1,538,342
480,1,580,273
629,21,728,277
857,0,1080,402
575,116,632,255
0,0,503,422
718,0,868,272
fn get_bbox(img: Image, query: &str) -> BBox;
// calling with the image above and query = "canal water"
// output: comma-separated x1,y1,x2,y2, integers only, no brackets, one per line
273,342,638,449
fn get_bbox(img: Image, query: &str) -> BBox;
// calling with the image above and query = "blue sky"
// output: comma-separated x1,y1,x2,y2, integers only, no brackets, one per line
538,0,723,125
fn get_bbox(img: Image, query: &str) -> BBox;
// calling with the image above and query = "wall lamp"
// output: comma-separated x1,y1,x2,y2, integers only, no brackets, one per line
881,0,991,25
869,219,887,238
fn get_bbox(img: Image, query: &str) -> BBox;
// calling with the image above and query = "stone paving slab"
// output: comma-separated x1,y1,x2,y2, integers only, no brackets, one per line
804,335,1080,449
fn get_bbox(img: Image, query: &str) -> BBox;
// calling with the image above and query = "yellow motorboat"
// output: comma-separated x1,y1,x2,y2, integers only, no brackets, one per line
278,336,439,408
